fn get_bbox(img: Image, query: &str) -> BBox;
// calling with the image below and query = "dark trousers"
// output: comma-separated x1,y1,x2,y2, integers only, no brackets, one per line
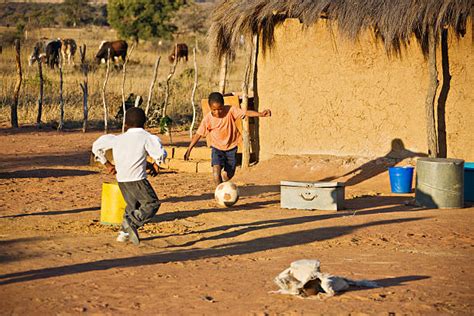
211,146,238,179
118,179,160,229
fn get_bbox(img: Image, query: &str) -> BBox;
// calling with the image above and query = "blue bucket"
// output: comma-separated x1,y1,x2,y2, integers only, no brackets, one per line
389,166,414,193
465,162,474,202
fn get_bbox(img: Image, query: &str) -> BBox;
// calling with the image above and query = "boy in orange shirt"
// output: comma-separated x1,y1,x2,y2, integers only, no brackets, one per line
184,92,271,185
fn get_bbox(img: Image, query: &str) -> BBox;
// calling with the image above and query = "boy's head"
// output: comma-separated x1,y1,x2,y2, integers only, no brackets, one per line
208,92,225,118
125,107,146,128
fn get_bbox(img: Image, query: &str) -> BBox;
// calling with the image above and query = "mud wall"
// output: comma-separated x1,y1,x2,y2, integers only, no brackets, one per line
257,19,474,161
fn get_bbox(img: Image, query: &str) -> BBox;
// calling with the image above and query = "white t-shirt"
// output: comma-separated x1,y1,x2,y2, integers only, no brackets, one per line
92,128,167,182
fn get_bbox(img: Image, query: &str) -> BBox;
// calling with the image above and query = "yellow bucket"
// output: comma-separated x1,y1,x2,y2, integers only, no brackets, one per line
100,182,127,225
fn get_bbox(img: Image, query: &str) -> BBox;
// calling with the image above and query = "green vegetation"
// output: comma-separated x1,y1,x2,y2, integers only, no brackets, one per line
107,0,185,42
0,2,107,28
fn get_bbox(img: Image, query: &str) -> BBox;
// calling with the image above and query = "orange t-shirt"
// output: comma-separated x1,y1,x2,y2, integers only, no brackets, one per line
196,106,245,151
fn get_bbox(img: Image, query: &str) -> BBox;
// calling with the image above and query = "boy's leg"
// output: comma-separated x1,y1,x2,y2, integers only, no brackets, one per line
223,147,238,181
131,179,161,226
211,147,226,185
212,165,223,185
117,182,141,244
118,180,160,245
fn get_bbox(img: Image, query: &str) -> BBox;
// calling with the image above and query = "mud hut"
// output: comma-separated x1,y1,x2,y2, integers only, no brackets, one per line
209,0,474,161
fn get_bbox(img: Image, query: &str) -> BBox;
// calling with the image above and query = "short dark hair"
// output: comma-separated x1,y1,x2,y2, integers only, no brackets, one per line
208,92,224,105
125,107,146,128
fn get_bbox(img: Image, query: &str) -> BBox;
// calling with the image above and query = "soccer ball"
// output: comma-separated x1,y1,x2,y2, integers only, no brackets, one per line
214,181,239,207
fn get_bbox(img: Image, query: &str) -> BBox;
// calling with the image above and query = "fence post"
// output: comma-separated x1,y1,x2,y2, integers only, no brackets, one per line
101,49,111,133
79,44,89,133
12,39,22,128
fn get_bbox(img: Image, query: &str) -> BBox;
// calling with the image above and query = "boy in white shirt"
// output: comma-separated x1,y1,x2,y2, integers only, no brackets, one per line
92,107,167,245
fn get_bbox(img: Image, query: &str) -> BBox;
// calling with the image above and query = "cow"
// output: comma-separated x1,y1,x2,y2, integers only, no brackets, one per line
29,39,62,69
60,38,77,66
115,93,143,120
168,43,188,63
95,40,128,64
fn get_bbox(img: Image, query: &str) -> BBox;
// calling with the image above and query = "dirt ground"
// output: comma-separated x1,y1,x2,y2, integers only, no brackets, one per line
0,125,473,315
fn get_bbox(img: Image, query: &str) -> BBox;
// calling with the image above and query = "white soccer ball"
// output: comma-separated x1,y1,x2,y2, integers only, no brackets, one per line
214,181,239,207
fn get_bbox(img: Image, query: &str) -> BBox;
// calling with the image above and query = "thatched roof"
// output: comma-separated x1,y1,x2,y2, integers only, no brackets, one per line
209,0,473,59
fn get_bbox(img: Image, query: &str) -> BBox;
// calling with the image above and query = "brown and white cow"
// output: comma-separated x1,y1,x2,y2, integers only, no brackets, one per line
95,40,128,64
60,38,77,66
168,43,188,63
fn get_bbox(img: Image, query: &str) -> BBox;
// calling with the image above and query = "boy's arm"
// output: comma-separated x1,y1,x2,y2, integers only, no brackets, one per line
145,134,168,165
92,135,117,175
92,134,116,164
185,117,208,160
184,134,202,161
245,109,271,118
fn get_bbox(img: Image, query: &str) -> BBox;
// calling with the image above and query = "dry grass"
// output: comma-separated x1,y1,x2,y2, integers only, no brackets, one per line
0,26,248,130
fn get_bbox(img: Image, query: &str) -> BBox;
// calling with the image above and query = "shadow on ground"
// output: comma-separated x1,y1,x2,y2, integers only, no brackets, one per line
0,168,97,179
0,216,428,285
0,152,91,170
0,206,100,219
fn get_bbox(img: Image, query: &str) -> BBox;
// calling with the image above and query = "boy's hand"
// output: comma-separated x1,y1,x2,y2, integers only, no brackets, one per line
261,109,271,117
146,162,160,177
105,161,116,175
184,150,191,161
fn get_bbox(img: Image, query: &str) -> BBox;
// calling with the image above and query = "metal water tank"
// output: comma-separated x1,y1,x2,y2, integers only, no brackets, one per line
415,158,464,208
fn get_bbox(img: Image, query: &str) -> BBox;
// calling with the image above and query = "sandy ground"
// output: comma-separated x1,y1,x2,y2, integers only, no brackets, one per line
0,126,473,315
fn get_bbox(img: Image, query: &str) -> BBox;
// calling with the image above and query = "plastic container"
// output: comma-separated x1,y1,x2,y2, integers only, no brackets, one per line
388,166,414,193
465,162,474,202
100,182,127,225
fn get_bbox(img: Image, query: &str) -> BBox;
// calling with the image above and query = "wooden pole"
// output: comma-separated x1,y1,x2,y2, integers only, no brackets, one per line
35,46,43,128
425,26,439,158
79,44,88,133
437,28,450,158
241,37,254,169
58,53,64,130
121,43,135,132
162,44,178,118
218,53,228,94
252,33,260,161
145,56,161,116
101,49,111,134
190,47,198,139
12,39,22,128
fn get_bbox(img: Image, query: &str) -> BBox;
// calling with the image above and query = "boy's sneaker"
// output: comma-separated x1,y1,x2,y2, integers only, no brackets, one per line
116,231,129,242
122,219,140,245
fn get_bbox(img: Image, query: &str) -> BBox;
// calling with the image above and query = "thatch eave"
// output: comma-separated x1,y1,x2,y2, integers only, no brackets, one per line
209,0,473,61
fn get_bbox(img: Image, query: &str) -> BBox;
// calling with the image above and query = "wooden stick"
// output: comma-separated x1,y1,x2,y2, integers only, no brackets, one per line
437,28,450,158
190,47,198,139
79,44,88,133
101,49,111,134
35,46,43,128
58,53,64,130
425,26,439,158
12,39,22,128
162,44,178,118
145,56,161,116
121,43,135,133
241,37,254,169
218,53,228,94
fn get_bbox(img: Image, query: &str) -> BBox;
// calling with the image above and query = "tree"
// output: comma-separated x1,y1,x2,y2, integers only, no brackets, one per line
172,1,212,35
62,0,93,27
108,0,184,42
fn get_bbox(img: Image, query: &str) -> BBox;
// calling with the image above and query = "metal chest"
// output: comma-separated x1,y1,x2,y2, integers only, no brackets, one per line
280,181,345,211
